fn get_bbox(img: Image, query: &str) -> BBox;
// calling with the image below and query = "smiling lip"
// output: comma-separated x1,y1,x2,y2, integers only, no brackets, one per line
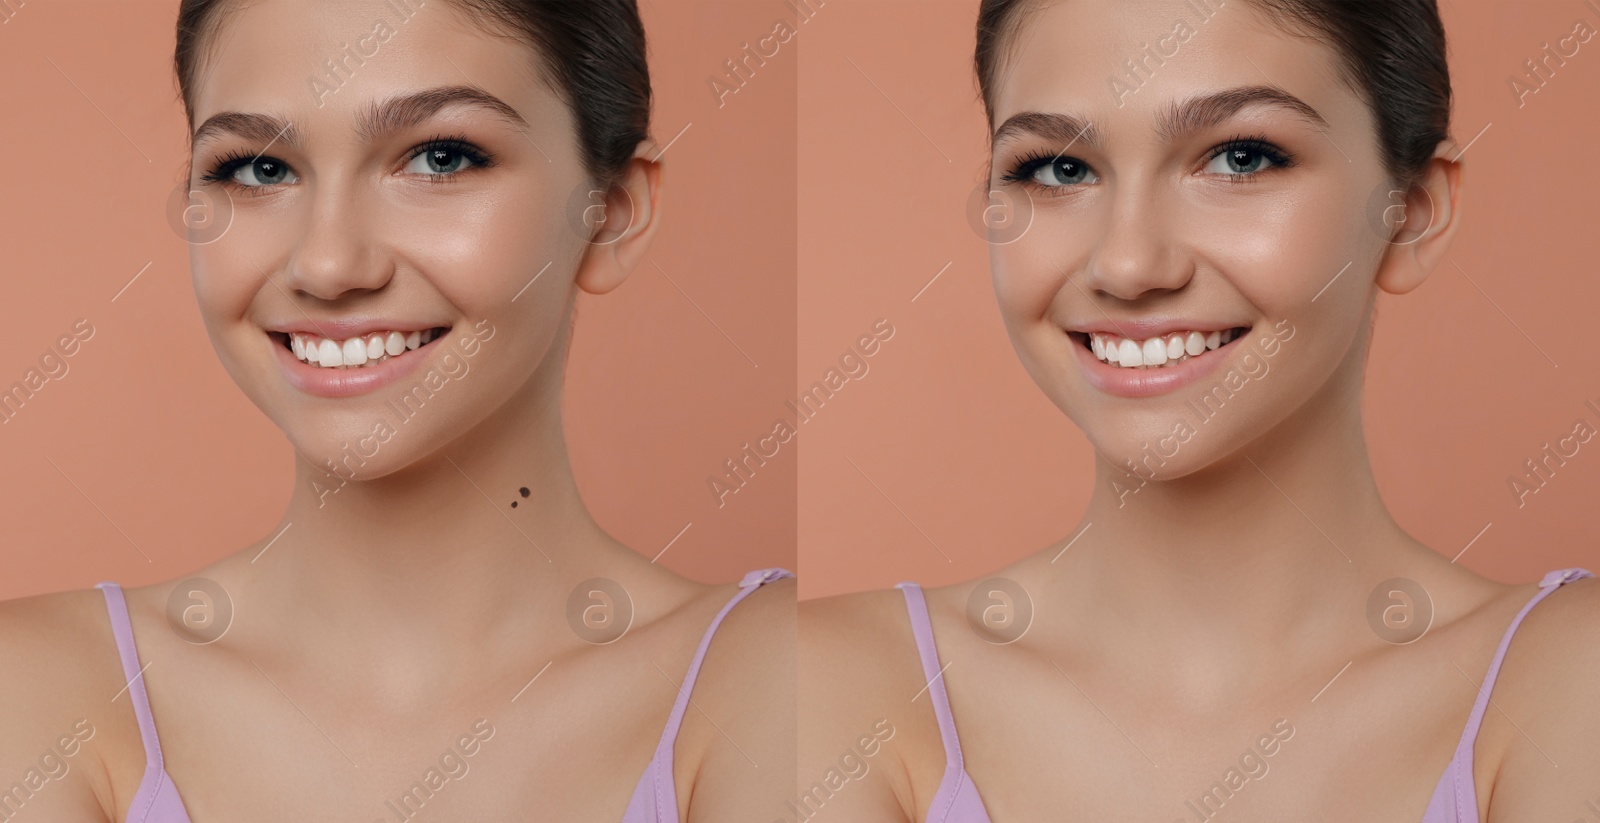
1065,318,1247,339
1068,325,1251,399
269,327,447,398
265,318,450,339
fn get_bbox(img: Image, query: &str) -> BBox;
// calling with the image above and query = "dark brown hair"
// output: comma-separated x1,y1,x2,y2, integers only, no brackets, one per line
974,0,1452,190
174,0,653,189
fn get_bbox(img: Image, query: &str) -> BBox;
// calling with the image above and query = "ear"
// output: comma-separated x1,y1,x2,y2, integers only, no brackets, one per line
1373,139,1465,296
574,139,664,296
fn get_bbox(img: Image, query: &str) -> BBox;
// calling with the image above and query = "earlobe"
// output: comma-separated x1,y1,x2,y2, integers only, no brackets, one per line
575,139,665,296
1374,140,1464,296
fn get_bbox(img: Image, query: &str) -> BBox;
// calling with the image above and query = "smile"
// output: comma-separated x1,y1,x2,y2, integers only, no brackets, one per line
1075,327,1250,370
272,327,450,370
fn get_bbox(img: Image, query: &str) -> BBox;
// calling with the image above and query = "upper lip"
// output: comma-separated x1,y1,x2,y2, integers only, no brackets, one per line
1065,318,1251,340
263,318,451,340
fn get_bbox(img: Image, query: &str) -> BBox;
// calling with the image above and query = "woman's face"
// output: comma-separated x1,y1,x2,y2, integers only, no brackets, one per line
185,0,611,478
986,0,1405,480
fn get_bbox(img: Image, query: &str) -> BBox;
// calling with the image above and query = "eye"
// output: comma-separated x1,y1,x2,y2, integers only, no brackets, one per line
235,158,295,186
1031,157,1096,187
200,154,297,190
402,138,493,177
1201,137,1294,177
1000,153,1099,192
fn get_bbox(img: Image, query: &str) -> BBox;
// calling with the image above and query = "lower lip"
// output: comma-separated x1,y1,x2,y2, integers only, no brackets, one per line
271,331,446,398
1071,330,1247,399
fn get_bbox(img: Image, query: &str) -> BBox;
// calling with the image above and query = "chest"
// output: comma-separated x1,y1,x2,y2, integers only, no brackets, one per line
107,647,699,822
909,643,1497,823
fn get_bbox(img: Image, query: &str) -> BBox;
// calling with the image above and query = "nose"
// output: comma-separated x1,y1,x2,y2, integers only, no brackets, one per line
1078,179,1193,301
280,178,393,300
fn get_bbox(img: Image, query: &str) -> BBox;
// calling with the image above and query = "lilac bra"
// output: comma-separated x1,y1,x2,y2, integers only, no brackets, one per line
95,566,793,823
895,567,1593,823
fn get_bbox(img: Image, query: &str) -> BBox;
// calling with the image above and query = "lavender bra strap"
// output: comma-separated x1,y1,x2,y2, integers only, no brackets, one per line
1454,568,1594,756
94,582,166,774
894,582,965,772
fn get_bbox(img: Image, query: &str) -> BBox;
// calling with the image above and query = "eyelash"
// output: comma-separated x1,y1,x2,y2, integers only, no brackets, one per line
198,133,496,194
999,133,1295,195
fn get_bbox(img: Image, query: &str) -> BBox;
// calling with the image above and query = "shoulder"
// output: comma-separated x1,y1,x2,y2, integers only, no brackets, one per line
674,573,795,820
0,586,123,715
1493,571,1600,686
1479,571,1600,820
714,571,796,643
683,571,796,679
800,586,927,706
0,587,131,820
800,585,914,657
799,586,923,734
1492,571,1600,694
798,586,934,822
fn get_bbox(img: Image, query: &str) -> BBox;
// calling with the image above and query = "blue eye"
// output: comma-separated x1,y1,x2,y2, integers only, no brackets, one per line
1001,154,1099,193
200,154,298,190
233,158,295,186
403,139,492,176
1202,137,1294,178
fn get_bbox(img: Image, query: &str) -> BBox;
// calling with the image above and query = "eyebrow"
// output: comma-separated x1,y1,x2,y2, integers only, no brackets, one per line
190,84,530,151
992,85,1329,151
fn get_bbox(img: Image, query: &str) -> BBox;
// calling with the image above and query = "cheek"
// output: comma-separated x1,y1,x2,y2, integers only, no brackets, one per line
389,188,573,307
1191,185,1374,315
990,234,1070,331
189,241,270,350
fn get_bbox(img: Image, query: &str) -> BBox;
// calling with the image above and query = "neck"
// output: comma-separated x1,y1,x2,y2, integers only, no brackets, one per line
227,346,655,665
1041,347,1455,691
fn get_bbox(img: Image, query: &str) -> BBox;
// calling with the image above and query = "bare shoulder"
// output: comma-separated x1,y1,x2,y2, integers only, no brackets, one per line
677,573,796,822
687,573,797,699
799,586,925,741
711,572,797,646
1492,571,1600,692
799,586,927,721
0,587,134,820
1480,572,1600,820
798,587,933,823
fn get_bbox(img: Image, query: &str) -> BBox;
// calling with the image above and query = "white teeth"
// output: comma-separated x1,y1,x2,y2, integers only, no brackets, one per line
342,337,367,367
1142,338,1167,367
1086,328,1246,370
1118,339,1142,367
284,328,444,369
